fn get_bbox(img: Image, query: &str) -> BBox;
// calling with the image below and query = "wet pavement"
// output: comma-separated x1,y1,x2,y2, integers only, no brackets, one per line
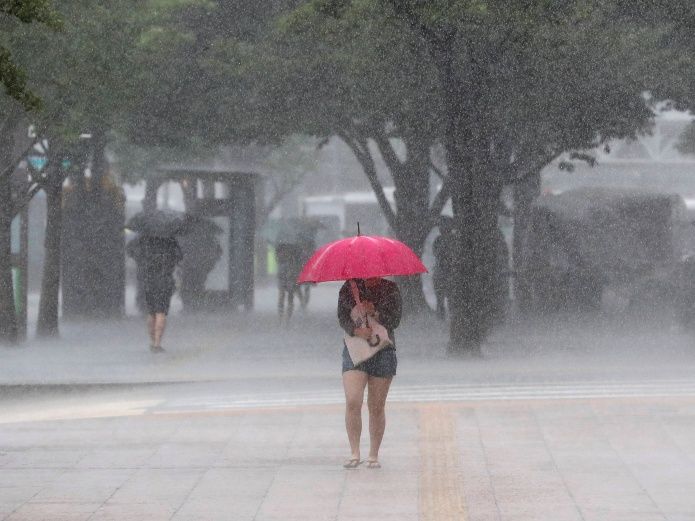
2,394,695,520
1,283,695,520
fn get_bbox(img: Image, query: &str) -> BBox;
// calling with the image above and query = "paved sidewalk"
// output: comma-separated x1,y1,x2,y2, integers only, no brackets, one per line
1,395,695,520
3,283,695,519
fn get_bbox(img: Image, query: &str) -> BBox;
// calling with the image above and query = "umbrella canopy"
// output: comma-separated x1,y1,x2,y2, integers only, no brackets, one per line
187,215,224,235
297,235,427,283
126,209,193,238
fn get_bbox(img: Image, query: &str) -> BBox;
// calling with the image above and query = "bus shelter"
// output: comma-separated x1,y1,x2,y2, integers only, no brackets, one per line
152,167,261,311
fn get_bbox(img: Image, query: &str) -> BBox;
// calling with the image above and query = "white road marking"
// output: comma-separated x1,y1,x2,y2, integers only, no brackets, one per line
153,378,695,412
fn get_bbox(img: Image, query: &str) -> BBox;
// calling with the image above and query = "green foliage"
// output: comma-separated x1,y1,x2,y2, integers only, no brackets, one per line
0,0,60,25
0,0,60,110
0,47,41,110
1,1,213,144
263,0,663,182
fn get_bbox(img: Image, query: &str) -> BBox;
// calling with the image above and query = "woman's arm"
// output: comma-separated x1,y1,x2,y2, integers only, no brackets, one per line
376,282,402,330
337,282,355,335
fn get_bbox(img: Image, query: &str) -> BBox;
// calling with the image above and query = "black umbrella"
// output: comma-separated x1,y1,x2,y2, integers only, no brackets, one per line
187,215,224,235
126,209,193,238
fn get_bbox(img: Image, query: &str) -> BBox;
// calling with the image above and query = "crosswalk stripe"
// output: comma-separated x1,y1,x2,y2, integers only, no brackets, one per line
153,379,695,412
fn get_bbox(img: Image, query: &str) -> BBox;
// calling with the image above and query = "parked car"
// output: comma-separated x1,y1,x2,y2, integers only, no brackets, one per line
517,187,694,316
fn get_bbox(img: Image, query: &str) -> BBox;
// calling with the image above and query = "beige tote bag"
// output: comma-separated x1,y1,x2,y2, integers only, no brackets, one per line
344,280,392,365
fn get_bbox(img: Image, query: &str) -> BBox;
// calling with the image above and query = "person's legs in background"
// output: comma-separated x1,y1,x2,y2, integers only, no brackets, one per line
278,286,286,322
286,285,296,321
152,312,167,351
147,314,156,347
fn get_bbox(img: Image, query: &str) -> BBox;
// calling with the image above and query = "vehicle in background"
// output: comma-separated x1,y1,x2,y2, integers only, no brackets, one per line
301,188,395,240
517,187,695,318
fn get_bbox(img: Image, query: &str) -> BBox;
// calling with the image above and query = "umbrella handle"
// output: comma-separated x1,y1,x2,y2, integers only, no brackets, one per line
349,278,368,326
350,279,380,346
349,279,362,305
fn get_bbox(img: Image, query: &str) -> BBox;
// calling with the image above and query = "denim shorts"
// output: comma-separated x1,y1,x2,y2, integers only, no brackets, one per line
342,345,397,378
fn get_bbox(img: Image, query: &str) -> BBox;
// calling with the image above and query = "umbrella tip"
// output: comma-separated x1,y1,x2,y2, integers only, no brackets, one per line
357,222,361,236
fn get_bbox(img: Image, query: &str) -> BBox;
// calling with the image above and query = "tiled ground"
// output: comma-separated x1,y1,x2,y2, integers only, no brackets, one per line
1,396,694,520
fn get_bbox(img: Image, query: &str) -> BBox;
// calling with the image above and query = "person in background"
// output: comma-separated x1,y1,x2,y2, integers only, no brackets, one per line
178,229,222,312
276,242,303,324
338,277,402,469
132,236,182,352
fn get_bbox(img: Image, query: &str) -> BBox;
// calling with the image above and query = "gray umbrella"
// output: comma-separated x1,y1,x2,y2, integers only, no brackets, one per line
126,209,193,238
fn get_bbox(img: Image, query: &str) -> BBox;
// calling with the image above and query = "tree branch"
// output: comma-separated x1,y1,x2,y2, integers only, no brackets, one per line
372,131,404,181
508,149,561,185
429,161,445,180
0,138,38,181
428,175,451,223
12,182,42,217
338,130,398,232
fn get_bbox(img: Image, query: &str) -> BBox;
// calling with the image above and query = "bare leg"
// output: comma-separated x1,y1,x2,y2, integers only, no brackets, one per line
153,313,167,348
367,376,393,466
147,314,156,346
342,370,369,463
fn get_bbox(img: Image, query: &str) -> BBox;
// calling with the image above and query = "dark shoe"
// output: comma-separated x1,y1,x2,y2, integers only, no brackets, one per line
150,345,165,353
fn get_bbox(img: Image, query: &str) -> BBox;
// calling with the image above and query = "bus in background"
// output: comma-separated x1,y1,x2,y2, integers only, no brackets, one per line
301,187,396,244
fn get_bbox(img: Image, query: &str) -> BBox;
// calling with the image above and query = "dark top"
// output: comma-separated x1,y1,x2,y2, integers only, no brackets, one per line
338,278,402,344
276,243,303,290
129,236,183,292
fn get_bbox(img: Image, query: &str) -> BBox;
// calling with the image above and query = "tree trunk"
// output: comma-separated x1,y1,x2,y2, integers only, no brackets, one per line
440,62,502,354
512,172,541,314
143,178,161,212
0,177,17,344
180,179,197,211
0,121,18,344
91,128,108,188
391,138,434,315
447,161,501,355
36,177,63,338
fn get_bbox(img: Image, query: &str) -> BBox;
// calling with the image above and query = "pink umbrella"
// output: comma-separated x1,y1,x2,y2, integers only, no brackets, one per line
297,234,427,283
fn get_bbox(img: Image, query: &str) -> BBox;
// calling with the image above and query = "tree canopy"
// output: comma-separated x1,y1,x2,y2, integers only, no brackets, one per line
0,0,60,110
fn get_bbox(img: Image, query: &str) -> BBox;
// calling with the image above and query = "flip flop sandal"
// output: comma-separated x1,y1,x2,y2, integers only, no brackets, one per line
343,458,362,469
365,460,381,469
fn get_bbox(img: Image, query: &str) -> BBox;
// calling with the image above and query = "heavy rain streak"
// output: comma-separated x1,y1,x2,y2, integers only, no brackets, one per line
2,1,695,520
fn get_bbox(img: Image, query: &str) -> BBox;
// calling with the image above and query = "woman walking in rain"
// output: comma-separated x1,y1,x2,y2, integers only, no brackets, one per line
129,235,183,352
296,229,424,469
338,277,402,469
